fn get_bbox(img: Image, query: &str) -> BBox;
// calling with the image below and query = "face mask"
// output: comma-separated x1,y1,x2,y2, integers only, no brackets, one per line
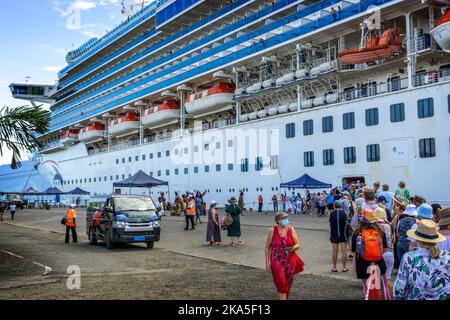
281,219,290,227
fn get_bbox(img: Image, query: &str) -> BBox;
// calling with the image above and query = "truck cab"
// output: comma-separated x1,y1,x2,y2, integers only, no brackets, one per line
86,195,161,249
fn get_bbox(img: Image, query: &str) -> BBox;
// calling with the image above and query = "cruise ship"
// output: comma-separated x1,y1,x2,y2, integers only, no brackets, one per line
8,0,450,205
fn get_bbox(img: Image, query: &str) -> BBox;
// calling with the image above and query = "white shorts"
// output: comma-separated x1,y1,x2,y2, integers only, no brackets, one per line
383,251,394,280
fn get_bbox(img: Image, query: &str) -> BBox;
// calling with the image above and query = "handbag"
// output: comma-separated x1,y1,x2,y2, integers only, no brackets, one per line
61,216,67,225
224,213,233,227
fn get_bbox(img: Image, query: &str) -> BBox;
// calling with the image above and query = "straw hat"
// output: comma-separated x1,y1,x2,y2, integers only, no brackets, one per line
407,220,446,243
275,212,289,222
210,200,217,207
438,207,450,227
228,197,238,204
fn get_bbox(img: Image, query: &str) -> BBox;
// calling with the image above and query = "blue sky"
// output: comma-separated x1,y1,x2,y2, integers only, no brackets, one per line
0,0,143,166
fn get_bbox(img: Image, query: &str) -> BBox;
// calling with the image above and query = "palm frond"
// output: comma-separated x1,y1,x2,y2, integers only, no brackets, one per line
0,105,50,169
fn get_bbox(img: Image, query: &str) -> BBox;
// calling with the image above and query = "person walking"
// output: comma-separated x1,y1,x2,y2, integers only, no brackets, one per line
265,212,304,300
393,220,449,300
258,194,264,213
396,204,418,263
329,200,348,272
9,202,17,221
281,194,286,212
372,207,395,288
65,204,78,244
185,193,196,231
272,195,279,213
206,201,221,247
195,190,206,225
226,197,243,245
437,207,450,251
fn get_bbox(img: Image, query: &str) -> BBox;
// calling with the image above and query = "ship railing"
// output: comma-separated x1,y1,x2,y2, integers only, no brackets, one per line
413,68,450,87
407,34,431,54
202,118,237,131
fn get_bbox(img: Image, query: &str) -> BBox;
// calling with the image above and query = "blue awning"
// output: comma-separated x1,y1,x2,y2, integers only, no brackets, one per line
280,174,332,189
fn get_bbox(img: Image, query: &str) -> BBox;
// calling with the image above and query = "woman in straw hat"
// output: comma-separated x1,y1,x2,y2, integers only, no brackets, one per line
393,219,449,300
265,212,304,300
225,197,243,246
437,207,450,251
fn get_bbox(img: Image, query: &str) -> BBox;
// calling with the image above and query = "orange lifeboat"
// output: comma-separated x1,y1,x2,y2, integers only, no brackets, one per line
141,100,180,129
108,112,140,137
78,123,105,143
339,28,403,65
431,9,450,53
185,82,235,117
60,129,80,144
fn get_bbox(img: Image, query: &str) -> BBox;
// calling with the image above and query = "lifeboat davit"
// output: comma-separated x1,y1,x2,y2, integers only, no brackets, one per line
185,82,235,117
78,123,105,143
141,100,180,129
60,129,80,144
431,10,450,53
339,28,403,65
108,112,140,137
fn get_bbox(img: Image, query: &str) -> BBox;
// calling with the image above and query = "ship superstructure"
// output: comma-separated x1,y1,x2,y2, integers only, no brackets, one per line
9,0,450,204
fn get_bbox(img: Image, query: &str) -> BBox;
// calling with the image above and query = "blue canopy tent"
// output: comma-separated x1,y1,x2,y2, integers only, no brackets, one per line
66,187,90,195
113,170,170,201
280,174,332,189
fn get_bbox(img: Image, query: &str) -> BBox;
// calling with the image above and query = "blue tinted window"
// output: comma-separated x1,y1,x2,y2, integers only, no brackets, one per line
286,123,296,138
418,98,434,118
419,138,436,158
390,103,405,122
241,158,249,172
365,108,379,126
344,147,356,164
303,120,313,136
304,151,314,167
322,116,333,133
343,112,355,130
323,149,335,166
367,144,380,162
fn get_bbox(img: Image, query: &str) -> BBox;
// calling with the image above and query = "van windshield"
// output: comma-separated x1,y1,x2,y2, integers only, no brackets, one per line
114,197,156,211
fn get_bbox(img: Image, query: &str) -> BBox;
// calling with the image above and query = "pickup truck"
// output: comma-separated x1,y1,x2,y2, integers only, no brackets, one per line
86,195,161,249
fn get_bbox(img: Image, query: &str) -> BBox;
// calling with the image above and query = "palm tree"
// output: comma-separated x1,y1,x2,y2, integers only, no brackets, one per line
0,106,50,169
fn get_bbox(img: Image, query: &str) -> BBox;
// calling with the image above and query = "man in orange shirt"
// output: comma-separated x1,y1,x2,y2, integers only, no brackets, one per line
185,193,196,231
65,204,78,243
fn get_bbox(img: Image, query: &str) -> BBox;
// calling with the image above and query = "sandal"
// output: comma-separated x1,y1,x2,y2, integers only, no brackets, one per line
342,268,349,273
238,240,244,245
331,269,338,273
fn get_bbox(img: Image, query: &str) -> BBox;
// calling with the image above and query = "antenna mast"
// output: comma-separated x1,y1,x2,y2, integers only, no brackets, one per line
121,0,151,17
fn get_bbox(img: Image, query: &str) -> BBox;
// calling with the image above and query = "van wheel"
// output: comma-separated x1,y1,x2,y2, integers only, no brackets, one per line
146,242,154,249
89,228,98,245
105,230,114,250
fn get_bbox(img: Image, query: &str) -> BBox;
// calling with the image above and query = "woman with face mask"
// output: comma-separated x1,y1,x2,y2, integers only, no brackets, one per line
265,212,304,300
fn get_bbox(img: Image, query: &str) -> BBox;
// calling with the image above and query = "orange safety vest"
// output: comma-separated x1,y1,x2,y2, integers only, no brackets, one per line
66,209,77,227
258,196,263,204
93,211,101,227
186,199,196,216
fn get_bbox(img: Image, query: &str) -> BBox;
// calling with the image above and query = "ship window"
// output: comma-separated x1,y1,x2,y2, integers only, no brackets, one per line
122,175,125,179
205,166,210,173
166,170,170,176
104,177,107,182
365,108,379,126
304,151,314,167
204,144,210,151
184,148,189,154
419,138,436,158
175,149,179,155
216,164,221,172
93,178,96,183
270,155,279,170
84,179,87,183
89,178,92,183
116,159,119,164
241,158,249,172
116,175,119,181
322,116,333,133
175,169,179,175
343,112,355,130
256,157,263,171
128,174,131,178
418,98,434,118
150,153,154,159
122,158,125,163
323,149,335,166
390,103,405,122
303,120,313,136
228,140,234,147
158,171,162,177
158,152,162,158
367,144,380,162
286,123,296,138
194,167,199,174
344,147,357,164
150,172,154,177
166,151,170,157
184,168,189,175
128,157,132,162
135,156,139,162
142,155,146,161
216,142,221,149
228,164,234,171
194,146,199,153
388,76,401,92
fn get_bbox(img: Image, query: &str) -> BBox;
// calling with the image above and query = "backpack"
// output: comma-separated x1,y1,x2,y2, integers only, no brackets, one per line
224,213,234,227
357,228,383,261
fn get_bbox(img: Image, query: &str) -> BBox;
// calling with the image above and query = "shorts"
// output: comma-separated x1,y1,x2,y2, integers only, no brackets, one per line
330,235,347,244
355,256,386,280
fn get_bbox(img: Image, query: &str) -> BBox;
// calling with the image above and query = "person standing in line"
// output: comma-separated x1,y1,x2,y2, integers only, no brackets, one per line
318,193,327,217
437,207,450,251
281,194,287,212
226,197,243,246
393,220,449,300
185,193,196,231
65,204,78,244
379,184,394,221
296,193,303,215
329,200,348,272
0,203,4,221
372,207,395,288
265,212,304,300
195,190,206,225
396,204,418,264
238,190,245,213
395,181,410,205
431,203,442,224
206,201,221,247
258,194,264,213
9,202,17,221
272,195,279,213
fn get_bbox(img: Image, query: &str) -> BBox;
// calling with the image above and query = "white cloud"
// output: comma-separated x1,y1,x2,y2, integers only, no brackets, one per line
38,44,67,56
42,66,63,72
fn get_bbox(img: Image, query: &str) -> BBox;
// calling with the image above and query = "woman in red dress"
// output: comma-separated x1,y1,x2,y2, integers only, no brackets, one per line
265,212,304,300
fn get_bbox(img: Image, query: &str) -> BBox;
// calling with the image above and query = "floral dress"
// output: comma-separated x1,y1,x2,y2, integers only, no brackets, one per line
393,248,450,300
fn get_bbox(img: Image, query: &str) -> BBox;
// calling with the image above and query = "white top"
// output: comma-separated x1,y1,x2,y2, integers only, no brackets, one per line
438,235,450,251
9,204,16,211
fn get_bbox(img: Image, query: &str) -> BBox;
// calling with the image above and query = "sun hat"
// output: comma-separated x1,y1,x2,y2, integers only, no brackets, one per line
334,200,343,208
228,197,238,204
342,191,350,196
70,204,76,209
417,204,433,219
275,212,289,222
210,200,217,207
403,204,418,217
373,207,387,223
406,220,446,243
393,195,404,206
438,207,450,227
